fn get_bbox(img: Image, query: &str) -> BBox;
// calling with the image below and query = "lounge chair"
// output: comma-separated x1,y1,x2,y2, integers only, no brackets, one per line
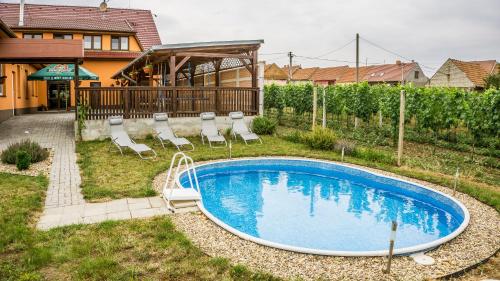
229,111,262,145
153,113,194,151
108,116,157,159
200,112,227,148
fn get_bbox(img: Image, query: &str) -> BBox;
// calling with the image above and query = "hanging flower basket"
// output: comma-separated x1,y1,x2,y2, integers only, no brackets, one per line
143,64,153,74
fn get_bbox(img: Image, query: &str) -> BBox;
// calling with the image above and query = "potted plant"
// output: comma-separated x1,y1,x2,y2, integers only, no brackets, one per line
143,64,153,74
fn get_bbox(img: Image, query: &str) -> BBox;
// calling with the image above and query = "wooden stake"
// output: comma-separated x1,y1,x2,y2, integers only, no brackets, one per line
453,167,460,196
397,90,405,166
312,87,318,130
383,221,398,274
322,86,326,128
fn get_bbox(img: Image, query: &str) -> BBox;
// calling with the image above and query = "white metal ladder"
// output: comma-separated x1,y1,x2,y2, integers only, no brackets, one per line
162,152,201,211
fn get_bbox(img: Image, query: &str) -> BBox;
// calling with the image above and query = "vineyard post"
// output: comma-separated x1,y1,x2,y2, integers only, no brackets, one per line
379,111,383,127
312,86,318,129
322,86,326,128
397,90,406,166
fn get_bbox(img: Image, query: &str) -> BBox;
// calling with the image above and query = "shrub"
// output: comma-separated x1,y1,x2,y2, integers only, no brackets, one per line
282,130,304,143
252,116,277,135
303,128,337,150
16,150,31,171
1,140,48,165
354,147,394,164
334,139,356,155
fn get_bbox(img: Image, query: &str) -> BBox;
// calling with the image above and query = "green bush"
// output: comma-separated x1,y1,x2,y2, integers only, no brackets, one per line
1,140,48,165
303,128,337,150
16,150,31,171
282,130,304,143
354,147,394,164
251,116,277,135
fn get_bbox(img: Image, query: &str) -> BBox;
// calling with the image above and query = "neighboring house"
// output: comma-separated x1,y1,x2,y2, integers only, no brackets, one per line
0,2,161,114
429,59,499,90
277,61,428,86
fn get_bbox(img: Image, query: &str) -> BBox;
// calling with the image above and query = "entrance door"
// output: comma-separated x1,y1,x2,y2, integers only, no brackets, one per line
47,81,70,110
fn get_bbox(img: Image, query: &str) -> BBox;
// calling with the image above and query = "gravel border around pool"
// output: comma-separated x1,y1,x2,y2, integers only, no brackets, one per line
153,156,500,281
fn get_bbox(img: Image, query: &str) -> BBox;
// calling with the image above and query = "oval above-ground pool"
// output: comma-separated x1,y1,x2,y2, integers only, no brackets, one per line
178,158,470,256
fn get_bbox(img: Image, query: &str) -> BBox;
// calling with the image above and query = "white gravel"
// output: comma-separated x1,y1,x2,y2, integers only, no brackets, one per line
154,156,500,281
0,149,53,177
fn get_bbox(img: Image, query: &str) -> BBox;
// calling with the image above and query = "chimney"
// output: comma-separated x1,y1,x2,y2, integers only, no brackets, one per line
18,0,25,27
395,60,401,65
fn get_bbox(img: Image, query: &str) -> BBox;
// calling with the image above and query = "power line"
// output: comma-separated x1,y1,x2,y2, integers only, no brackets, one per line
360,36,414,62
259,52,288,56
315,39,356,58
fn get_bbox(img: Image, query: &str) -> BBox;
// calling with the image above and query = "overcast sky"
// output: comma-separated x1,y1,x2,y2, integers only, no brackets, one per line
5,0,500,76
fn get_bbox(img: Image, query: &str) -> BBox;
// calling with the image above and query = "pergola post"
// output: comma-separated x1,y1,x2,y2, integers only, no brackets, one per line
74,58,79,119
169,56,176,86
252,50,258,88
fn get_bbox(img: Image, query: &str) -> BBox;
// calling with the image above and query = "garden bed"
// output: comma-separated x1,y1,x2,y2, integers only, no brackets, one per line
0,148,53,177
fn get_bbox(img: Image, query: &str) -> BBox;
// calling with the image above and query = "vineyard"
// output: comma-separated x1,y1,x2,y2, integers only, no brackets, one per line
264,83,500,155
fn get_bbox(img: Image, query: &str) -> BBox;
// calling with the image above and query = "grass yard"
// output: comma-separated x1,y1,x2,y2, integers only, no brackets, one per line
76,133,499,211
0,172,279,281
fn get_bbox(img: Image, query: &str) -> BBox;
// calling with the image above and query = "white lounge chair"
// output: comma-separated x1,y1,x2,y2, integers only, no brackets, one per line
229,111,262,145
153,113,194,151
200,112,227,148
108,116,157,159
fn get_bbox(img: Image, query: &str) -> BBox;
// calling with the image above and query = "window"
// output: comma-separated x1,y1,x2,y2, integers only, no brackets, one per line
23,33,42,39
54,34,73,40
83,35,101,50
0,64,4,97
414,71,420,79
111,36,129,50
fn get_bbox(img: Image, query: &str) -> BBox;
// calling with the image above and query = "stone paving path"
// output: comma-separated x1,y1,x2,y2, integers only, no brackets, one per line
0,113,169,230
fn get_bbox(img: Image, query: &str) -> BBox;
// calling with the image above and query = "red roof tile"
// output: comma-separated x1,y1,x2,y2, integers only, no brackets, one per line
0,3,161,49
311,66,349,82
450,59,496,87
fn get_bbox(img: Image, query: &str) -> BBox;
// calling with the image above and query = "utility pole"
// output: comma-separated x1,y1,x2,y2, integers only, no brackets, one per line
356,33,359,83
287,51,294,83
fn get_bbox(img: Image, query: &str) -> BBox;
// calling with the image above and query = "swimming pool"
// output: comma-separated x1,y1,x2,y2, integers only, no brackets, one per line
178,158,469,256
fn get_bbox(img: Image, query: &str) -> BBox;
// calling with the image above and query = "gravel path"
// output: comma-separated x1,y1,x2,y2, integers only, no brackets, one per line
154,157,500,281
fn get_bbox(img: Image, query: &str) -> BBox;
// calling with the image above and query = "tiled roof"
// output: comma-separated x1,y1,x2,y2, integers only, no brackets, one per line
84,50,142,59
450,59,497,87
264,63,288,80
311,66,349,81
336,66,370,83
292,67,319,80
0,2,162,49
362,63,417,83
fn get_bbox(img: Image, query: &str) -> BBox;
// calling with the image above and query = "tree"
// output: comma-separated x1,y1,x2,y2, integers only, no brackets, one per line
484,71,500,89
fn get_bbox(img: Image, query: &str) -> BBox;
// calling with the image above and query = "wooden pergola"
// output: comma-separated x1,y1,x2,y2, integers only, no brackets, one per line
111,40,264,88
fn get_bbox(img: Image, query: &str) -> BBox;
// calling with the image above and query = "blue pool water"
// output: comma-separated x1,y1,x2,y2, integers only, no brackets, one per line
179,159,468,255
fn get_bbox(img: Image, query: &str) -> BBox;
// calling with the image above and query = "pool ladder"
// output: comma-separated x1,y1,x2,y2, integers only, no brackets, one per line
162,152,201,211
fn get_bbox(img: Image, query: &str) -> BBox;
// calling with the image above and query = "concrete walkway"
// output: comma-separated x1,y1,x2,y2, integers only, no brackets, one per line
0,113,169,230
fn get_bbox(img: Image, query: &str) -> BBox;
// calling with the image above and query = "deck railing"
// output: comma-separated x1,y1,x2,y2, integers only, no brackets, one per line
76,86,259,120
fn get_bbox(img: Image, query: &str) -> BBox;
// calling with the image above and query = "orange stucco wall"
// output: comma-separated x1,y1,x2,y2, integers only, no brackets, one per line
0,31,141,118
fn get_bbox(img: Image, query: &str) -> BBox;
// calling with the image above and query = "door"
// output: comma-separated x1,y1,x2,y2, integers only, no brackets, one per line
47,81,71,110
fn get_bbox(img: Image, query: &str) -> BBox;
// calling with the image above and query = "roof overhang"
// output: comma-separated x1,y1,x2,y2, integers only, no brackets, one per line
112,39,264,79
0,38,84,64
0,19,16,38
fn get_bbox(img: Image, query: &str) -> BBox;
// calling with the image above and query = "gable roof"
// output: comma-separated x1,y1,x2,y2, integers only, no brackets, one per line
264,63,288,80
362,62,417,83
449,59,498,87
292,67,319,80
0,2,161,49
311,66,349,82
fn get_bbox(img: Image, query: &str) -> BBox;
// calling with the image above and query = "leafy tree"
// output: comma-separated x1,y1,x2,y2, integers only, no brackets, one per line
484,72,500,89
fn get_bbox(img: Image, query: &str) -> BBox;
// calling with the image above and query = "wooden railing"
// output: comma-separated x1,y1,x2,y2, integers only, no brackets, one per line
76,86,259,120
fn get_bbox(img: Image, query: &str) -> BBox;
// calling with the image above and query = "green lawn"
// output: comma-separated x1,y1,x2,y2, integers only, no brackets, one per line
0,172,279,281
76,134,499,211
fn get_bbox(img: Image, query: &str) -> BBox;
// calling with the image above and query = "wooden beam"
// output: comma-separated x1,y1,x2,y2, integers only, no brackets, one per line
176,52,252,59
175,56,191,72
214,60,221,87
189,67,196,86
169,55,176,86
239,58,252,73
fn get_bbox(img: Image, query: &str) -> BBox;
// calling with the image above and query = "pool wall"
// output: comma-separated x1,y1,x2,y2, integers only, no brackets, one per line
177,157,470,256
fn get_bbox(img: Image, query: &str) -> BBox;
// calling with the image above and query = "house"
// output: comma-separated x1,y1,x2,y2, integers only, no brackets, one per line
429,59,499,90
277,61,428,86
0,1,160,118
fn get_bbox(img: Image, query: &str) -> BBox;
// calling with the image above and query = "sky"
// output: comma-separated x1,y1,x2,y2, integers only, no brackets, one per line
4,0,500,76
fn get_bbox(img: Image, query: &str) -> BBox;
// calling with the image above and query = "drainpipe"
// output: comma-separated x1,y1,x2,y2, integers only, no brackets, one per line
121,71,137,85
19,0,25,27
11,72,15,116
